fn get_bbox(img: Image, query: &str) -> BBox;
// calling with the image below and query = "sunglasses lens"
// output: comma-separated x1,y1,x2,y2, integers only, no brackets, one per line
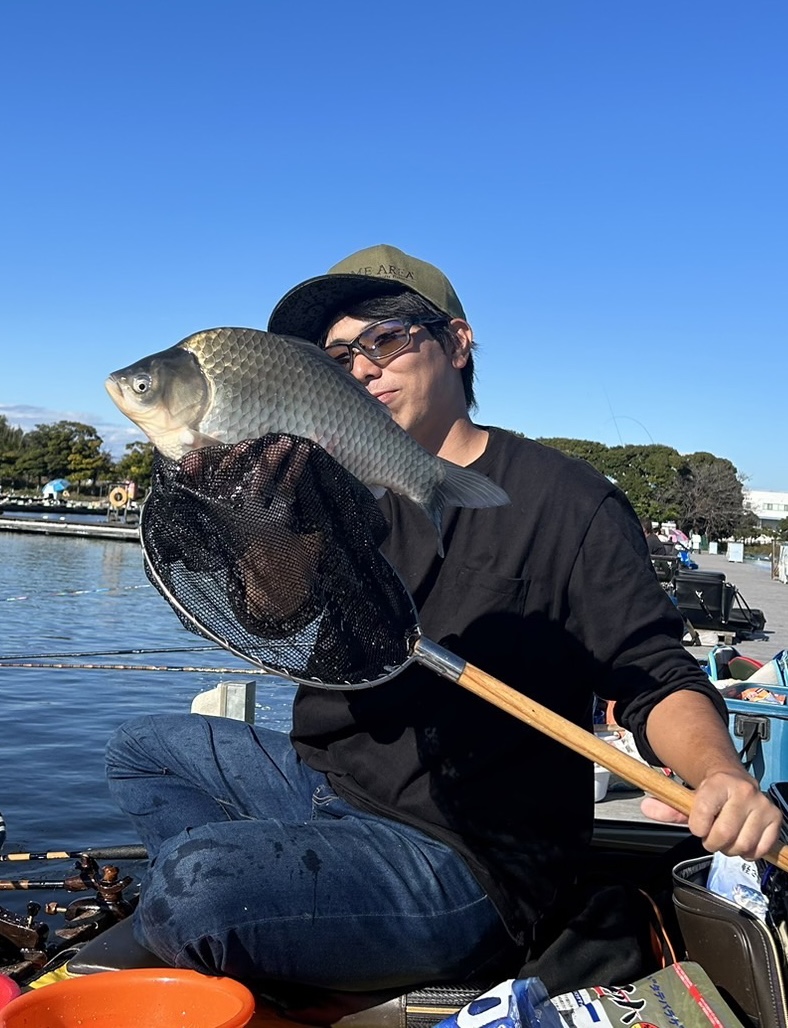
324,345,352,365
323,320,417,366
358,320,410,357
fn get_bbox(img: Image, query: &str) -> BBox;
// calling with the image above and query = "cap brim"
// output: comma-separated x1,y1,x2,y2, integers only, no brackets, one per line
267,274,424,343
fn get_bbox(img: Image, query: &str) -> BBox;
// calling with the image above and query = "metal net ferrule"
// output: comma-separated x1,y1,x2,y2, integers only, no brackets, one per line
411,637,465,683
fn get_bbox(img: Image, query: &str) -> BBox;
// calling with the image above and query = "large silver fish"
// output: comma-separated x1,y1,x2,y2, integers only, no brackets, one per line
105,327,509,549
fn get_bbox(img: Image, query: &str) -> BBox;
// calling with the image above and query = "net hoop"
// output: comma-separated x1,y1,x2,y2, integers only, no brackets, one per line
140,509,417,688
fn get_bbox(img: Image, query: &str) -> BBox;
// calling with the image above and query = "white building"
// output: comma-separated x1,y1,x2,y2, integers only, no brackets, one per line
743,489,788,532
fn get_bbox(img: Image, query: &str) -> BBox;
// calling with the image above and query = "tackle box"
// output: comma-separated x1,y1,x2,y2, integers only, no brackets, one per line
727,683,788,790
675,569,735,624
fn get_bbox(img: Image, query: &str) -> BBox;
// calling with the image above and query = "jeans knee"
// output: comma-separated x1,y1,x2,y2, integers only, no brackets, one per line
105,715,158,775
105,717,144,769
106,713,202,776
135,829,244,968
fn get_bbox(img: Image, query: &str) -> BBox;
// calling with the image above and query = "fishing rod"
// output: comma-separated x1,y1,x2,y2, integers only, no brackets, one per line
0,851,146,890
0,860,138,980
0,845,148,863
0,645,223,660
0,879,88,890
3,583,152,603
0,661,284,674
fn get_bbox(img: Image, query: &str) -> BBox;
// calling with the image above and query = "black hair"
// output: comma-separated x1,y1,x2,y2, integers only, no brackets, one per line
319,291,477,411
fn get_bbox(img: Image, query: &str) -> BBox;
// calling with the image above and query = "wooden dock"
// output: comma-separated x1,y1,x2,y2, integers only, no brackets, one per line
0,516,139,542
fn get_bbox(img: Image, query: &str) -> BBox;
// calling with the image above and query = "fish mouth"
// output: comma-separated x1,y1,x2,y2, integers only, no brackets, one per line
105,376,124,403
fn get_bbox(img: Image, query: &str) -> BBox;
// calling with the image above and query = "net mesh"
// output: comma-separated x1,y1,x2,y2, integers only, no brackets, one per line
141,435,418,687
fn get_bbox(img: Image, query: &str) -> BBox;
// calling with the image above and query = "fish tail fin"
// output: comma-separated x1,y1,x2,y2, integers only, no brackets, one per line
424,461,510,557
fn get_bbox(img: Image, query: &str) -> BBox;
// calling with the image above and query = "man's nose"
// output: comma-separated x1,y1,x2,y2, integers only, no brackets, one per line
350,351,382,382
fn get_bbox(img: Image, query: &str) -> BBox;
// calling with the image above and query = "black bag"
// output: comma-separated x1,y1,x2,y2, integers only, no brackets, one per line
517,877,679,995
516,831,709,996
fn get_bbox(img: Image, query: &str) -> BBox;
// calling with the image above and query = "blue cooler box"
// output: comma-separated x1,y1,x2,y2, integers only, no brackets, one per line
727,684,788,790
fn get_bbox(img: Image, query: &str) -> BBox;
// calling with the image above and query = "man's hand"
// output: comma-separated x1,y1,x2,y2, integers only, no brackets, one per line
641,769,782,860
641,688,784,861
179,435,324,631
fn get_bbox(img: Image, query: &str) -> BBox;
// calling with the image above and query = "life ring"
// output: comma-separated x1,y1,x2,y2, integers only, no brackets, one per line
109,487,128,509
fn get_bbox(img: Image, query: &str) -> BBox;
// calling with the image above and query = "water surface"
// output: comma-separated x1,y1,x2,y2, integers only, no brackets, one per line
0,532,295,914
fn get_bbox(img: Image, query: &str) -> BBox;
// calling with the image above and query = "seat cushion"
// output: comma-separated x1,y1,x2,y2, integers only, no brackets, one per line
67,916,169,974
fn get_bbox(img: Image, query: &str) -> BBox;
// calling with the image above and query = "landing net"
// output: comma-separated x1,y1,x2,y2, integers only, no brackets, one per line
140,436,418,687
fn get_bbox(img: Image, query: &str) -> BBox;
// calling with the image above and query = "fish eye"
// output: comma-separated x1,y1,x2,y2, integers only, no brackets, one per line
132,373,152,395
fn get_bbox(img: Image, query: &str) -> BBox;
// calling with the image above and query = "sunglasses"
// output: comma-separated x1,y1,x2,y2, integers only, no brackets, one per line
323,317,446,369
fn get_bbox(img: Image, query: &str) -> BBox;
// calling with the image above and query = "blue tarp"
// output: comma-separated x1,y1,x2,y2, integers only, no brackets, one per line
42,478,70,495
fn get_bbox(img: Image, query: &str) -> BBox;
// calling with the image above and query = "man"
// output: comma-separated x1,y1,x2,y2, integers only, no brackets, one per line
642,518,668,556
106,244,781,998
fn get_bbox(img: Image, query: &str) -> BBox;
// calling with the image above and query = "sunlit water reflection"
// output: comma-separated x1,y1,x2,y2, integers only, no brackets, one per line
0,532,295,913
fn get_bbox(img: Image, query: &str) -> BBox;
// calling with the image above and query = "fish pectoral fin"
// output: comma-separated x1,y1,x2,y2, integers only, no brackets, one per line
366,484,387,499
436,461,510,509
179,428,224,450
418,464,509,560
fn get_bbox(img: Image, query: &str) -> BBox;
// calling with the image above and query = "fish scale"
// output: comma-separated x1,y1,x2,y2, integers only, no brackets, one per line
106,326,509,552
193,328,435,499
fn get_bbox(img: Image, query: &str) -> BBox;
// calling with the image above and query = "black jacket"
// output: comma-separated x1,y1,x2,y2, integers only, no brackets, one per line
291,429,724,943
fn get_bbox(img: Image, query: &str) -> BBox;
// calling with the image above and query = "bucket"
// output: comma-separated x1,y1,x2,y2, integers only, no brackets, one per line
593,763,610,802
0,968,256,1028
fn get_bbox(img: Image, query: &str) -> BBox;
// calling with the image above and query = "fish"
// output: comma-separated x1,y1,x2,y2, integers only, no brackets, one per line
105,327,509,552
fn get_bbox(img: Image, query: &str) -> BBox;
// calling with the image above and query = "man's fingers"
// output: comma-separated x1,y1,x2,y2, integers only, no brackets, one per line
177,435,315,490
675,773,784,860
692,801,782,860
279,443,311,492
242,436,311,497
641,783,784,862
640,796,689,824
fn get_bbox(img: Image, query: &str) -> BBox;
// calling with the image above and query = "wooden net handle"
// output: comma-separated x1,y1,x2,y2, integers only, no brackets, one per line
457,660,788,873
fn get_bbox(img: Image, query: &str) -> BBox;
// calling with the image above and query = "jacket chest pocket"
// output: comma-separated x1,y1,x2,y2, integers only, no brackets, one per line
454,567,529,619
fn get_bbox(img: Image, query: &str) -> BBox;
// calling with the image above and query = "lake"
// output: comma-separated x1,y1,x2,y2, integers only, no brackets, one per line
0,531,295,915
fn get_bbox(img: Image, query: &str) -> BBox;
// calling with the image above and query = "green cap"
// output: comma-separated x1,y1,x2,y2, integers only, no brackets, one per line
268,243,466,342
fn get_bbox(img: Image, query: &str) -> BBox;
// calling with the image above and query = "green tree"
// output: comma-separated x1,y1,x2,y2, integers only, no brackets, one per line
13,421,113,493
0,414,24,450
538,438,686,526
537,437,610,466
67,426,115,493
601,444,686,524
14,424,65,486
0,415,25,491
114,441,155,495
775,517,788,543
515,436,757,539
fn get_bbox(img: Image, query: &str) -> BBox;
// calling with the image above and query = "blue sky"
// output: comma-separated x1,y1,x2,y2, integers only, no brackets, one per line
1,1,785,489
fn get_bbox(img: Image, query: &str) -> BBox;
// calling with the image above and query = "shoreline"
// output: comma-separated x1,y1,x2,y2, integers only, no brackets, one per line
0,501,110,516
2,518,785,648
0,516,139,542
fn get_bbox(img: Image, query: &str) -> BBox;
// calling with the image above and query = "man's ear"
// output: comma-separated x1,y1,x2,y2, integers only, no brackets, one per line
448,319,473,369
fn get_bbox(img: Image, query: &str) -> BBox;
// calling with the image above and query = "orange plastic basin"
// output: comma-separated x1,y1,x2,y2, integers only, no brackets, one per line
0,968,256,1027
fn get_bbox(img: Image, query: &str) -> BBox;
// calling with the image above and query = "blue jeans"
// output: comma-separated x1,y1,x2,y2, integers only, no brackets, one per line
105,714,515,990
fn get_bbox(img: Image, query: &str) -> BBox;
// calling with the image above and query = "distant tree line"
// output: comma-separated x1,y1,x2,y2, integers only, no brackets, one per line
0,414,154,497
533,436,758,541
0,414,769,541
